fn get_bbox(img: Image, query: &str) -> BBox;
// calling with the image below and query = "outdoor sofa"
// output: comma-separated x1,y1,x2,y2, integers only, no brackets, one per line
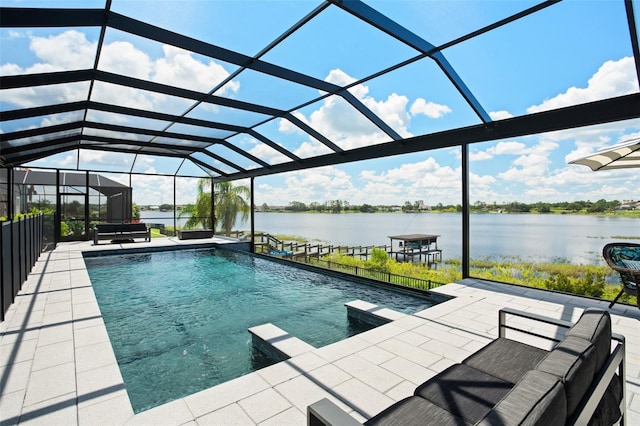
93,223,151,244
308,307,625,426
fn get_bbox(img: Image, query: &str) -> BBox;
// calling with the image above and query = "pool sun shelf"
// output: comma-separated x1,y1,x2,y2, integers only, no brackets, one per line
248,323,316,361
344,300,406,326
249,300,406,361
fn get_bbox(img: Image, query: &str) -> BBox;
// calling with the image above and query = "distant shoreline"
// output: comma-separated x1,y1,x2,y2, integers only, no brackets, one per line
139,208,639,217
254,210,640,218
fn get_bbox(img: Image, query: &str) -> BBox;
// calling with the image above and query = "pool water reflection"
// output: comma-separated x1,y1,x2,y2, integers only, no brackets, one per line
84,247,442,412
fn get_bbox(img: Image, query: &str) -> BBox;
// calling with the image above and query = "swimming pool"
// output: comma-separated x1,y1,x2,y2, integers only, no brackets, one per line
84,247,442,412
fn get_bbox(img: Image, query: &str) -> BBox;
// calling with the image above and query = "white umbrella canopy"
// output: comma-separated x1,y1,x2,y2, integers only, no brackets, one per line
569,137,640,171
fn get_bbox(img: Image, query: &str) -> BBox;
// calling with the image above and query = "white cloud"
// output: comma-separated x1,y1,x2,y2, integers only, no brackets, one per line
278,112,308,134
125,175,202,205
469,151,493,161
307,92,389,148
1,30,240,114
470,172,496,187
92,81,160,111
284,167,354,193
8,30,23,40
255,166,357,205
490,141,528,156
359,169,383,183
1,30,245,172
497,140,559,185
528,56,638,114
489,110,513,120
99,40,153,79
359,158,440,185
58,155,77,168
365,93,413,137
0,63,23,75
326,69,365,97
294,140,333,158
41,111,85,127
154,45,239,94
278,69,453,155
133,155,157,173
522,186,563,200
248,141,290,164
30,30,96,71
253,56,640,206
471,140,529,161
4,28,638,207
410,98,452,118
356,157,465,205
282,68,416,151
79,150,132,167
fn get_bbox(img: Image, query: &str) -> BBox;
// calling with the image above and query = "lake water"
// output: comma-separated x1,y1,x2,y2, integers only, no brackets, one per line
140,210,190,227
254,212,639,265
141,211,639,265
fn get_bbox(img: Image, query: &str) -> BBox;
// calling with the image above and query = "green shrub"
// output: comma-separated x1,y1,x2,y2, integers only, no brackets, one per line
60,221,70,237
364,247,390,272
306,250,640,304
544,272,605,298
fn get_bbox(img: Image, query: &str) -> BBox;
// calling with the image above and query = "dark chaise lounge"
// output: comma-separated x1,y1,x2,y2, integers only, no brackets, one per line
177,229,214,240
308,307,626,426
93,223,151,245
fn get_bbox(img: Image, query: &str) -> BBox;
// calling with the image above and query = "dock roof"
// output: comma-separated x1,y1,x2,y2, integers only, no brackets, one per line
388,234,440,242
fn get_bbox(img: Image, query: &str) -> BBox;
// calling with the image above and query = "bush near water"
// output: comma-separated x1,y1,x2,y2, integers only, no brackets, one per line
321,248,635,305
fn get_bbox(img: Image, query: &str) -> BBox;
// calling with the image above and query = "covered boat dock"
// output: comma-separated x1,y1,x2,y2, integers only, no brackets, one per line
388,234,442,263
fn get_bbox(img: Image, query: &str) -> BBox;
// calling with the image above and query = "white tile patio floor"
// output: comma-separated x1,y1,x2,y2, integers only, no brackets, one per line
1,239,638,425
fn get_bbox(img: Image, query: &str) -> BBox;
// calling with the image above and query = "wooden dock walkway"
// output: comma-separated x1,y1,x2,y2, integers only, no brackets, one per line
253,233,441,264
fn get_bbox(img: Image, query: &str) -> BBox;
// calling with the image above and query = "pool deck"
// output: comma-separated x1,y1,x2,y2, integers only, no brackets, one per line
1,238,639,425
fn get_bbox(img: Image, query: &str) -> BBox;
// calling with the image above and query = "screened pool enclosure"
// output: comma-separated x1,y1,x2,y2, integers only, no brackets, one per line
1,0,639,276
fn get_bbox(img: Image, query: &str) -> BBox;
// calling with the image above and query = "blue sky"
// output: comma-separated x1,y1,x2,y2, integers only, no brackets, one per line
1,0,639,206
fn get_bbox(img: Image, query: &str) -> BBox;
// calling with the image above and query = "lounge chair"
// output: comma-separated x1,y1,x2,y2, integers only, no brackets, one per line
603,242,640,309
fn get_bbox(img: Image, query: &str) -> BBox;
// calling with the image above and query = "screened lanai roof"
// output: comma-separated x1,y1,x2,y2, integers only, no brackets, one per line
1,0,640,180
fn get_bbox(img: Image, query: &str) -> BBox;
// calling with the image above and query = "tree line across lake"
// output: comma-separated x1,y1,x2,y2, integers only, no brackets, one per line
257,198,638,215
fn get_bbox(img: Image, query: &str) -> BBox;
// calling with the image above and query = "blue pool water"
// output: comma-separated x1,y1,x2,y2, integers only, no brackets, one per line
84,247,442,412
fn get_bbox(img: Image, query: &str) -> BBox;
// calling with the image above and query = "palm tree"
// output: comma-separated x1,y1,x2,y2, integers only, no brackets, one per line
215,181,250,236
179,178,212,229
179,179,250,236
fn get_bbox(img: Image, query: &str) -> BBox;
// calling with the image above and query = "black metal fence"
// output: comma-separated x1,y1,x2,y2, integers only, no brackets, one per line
305,257,445,291
1,214,45,321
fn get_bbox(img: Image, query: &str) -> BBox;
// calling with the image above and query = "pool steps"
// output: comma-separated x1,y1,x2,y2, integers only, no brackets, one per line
249,300,406,361
344,300,407,326
248,323,316,362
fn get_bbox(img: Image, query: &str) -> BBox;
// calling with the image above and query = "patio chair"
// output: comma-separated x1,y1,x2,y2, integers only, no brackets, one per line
603,242,640,309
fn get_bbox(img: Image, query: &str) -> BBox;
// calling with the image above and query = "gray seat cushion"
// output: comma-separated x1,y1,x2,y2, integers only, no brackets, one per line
536,335,596,419
115,223,129,233
565,308,611,371
364,396,471,426
96,224,115,233
129,223,148,232
478,370,566,426
414,364,513,424
462,337,549,384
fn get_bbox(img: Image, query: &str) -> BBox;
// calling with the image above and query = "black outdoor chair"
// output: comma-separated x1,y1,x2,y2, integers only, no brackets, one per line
603,242,640,309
